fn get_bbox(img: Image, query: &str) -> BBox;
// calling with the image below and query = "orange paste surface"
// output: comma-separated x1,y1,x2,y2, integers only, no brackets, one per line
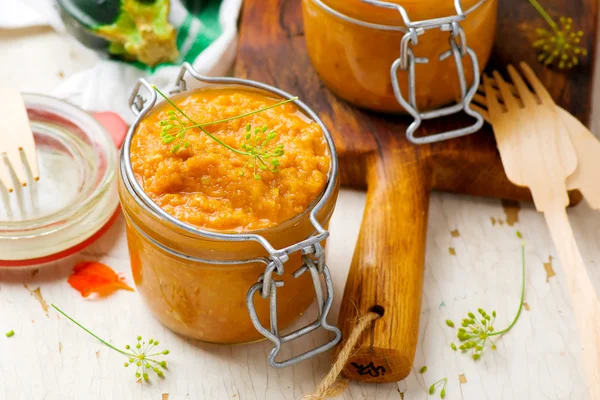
131,88,330,232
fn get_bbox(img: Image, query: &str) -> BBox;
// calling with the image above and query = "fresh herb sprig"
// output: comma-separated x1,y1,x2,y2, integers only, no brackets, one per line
52,304,170,383
152,85,297,179
446,244,526,360
428,377,447,399
528,0,587,69
239,123,285,178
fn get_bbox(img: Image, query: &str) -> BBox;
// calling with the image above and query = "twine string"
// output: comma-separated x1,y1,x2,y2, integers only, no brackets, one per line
301,311,381,399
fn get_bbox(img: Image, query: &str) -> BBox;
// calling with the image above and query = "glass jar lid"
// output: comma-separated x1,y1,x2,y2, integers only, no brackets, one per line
0,94,125,266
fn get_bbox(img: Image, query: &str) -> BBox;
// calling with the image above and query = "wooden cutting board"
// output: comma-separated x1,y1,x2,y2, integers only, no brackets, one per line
234,0,598,383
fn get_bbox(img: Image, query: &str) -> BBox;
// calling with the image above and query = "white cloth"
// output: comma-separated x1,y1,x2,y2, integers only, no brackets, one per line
2,0,242,122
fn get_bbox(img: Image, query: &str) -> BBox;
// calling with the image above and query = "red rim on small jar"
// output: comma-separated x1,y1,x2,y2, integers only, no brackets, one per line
120,63,341,368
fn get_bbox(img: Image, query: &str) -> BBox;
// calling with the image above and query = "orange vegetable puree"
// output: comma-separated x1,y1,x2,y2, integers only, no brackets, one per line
131,88,330,231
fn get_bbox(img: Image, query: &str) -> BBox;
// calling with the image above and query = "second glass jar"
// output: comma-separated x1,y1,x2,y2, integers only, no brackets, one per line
302,0,498,113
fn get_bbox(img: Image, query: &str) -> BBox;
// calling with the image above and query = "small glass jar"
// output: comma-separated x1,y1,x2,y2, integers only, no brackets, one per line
0,94,122,267
119,64,341,367
302,0,497,143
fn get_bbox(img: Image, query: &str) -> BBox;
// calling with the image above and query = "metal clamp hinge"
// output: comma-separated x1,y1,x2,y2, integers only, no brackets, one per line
246,247,341,368
364,0,485,144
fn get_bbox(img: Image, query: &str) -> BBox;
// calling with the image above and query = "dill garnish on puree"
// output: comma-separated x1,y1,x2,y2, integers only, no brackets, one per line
130,88,330,232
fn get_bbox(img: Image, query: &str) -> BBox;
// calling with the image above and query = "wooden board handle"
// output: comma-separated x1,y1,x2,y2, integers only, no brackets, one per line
545,205,600,398
337,150,429,383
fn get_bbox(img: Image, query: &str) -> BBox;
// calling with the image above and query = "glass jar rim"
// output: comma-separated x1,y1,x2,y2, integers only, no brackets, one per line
309,0,488,31
120,74,339,257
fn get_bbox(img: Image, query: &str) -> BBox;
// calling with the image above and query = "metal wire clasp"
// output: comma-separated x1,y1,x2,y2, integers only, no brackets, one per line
362,0,485,144
246,242,342,368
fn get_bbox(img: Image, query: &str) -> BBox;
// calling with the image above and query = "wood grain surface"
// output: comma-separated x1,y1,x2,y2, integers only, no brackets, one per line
234,0,598,383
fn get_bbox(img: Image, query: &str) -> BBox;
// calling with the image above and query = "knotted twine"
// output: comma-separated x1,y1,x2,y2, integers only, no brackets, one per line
302,311,381,399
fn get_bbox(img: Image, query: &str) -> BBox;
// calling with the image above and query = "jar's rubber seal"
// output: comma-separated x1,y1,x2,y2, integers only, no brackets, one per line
0,207,121,267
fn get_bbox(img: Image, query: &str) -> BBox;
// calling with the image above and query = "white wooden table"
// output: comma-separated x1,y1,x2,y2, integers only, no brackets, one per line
1,27,600,400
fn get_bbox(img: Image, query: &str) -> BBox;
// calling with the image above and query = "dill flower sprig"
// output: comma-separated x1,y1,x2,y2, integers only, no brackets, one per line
52,304,170,383
446,244,526,360
428,377,447,399
152,85,296,179
239,123,284,178
528,0,588,69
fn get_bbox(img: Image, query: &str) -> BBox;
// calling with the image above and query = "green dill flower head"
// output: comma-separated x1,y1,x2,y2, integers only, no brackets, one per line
533,16,587,69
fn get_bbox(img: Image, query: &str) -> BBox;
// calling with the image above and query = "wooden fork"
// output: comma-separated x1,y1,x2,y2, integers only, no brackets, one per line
0,88,39,192
472,84,600,209
483,62,600,399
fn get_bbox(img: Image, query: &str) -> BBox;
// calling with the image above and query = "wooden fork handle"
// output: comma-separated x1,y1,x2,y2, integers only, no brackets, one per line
561,108,600,209
545,205,600,398
336,149,429,383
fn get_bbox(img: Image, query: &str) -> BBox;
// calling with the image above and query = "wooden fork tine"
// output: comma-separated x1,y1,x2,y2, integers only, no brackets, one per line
483,74,502,117
506,64,537,107
479,80,517,95
0,158,14,192
492,71,520,111
473,92,487,107
470,103,491,124
5,148,27,187
12,91,39,181
22,146,39,181
519,62,554,104
0,88,38,187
